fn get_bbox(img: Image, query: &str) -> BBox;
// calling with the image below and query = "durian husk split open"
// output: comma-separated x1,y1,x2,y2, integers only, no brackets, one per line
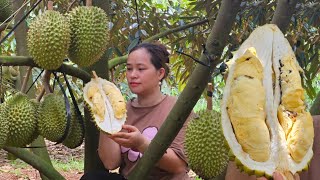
221,24,314,179
83,72,126,134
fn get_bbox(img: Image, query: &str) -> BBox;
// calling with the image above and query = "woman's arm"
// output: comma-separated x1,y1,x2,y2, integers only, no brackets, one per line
98,132,122,170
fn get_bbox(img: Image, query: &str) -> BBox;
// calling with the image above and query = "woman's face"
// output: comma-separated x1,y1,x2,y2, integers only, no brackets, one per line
126,48,164,96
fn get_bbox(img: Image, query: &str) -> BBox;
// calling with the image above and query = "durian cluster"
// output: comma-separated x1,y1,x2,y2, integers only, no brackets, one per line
27,5,109,70
0,92,84,149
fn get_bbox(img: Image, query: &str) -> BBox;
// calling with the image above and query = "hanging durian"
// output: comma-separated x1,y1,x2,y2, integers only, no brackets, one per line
67,5,109,67
221,24,314,179
0,103,9,148
62,107,84,149
4,92,38,147
38,93,71,142
185,110,229,180
27,9,71,70
83,71,126,134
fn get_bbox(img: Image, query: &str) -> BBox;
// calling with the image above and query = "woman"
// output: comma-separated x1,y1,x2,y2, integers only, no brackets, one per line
82,42,192,180
225,115,320,180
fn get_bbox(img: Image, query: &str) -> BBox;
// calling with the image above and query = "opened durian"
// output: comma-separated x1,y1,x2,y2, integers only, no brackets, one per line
67,6,109,67
185,110,229,179
4,92,38,147
221,24,314,179
27,10,71,70
83,71,126,134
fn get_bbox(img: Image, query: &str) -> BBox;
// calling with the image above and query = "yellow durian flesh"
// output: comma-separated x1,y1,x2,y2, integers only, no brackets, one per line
84,72,126,134
221,24,314,178
227,48,270,162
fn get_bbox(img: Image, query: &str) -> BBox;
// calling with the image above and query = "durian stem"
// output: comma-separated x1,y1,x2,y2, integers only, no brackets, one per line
36,87,46,102
86,0,92,6
47,1,53,10
20,66,32,93
42,70,53,94
206,83,213,110
3,147,65,180
92,71,98,79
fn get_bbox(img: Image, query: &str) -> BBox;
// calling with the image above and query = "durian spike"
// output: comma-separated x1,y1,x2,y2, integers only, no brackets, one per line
86,0,92,6
47,1,53,10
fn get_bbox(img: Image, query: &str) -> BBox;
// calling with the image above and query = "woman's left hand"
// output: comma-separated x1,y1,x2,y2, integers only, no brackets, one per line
110,125,150,152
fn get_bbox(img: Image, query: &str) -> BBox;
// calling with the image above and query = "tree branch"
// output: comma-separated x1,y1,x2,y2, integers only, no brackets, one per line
108,19,210,69
3,147,65,180
271,0,298,33
310,92,320,115
127,0,242,179
0,56,92,83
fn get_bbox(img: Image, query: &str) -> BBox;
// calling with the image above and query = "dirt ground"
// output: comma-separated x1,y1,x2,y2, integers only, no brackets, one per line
0,141,84,180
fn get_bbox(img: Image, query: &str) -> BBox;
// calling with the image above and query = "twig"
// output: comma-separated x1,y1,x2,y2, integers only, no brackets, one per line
67,0,78,12
42,70,53,94
20,66,33,93
36,87,46,102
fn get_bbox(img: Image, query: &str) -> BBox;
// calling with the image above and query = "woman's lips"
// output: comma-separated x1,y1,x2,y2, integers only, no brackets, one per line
130,82,139,87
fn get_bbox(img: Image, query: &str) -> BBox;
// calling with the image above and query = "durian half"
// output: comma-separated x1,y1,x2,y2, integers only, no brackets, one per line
83,72,126,134
221,24,314,178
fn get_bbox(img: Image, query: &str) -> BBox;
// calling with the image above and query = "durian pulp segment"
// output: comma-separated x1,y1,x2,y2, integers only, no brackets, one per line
86,83,106,122
221,24,276,176
227,48,270,162
101,79,126,119
272,27,313,172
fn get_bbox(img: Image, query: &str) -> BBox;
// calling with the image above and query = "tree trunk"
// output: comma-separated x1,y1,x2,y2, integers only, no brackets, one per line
128,0,243,178
271,0,298,33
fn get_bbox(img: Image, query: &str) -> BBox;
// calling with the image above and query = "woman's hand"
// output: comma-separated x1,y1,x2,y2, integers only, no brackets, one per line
257,172,300,180
110,125,150,153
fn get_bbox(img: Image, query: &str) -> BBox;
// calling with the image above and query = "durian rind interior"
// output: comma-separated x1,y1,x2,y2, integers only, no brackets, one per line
84,76,126,134
221,24,314,177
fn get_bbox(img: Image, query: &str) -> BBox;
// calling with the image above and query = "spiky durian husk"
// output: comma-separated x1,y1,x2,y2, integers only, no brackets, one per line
62,107,84,149
27,10,71,70
38,93,70,142
0,0,12,22
185,110,229,180
4,93,38,147
67,6,109,67
0,103,9,148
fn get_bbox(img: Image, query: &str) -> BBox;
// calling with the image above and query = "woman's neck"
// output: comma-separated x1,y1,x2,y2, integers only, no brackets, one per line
135,91,165,107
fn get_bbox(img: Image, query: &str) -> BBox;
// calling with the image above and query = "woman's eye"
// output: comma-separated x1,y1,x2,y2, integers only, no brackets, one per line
127,68,132,71
138,68,146,71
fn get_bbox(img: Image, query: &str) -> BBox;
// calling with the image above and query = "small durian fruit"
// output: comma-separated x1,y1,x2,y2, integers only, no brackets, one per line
38,93,71,142
5,92,38,147
67,6,109,67
62,107,84,149
185,110,229,179
27,10,71,70
0,103,9,148
83,71,126,134
0,0,12,22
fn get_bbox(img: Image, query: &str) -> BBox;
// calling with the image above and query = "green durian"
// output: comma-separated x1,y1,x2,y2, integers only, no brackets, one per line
67,6,109,67
62,107,84,149
27,10,71,70
5,92,38,147
185,110,229,180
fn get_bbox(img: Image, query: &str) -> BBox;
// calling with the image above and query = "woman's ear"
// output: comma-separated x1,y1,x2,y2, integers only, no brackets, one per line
158,68,165,80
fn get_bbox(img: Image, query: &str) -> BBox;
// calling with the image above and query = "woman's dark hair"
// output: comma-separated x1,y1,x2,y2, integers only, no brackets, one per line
129,42,170,81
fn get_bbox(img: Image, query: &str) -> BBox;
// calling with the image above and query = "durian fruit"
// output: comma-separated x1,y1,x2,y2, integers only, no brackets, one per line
62,107,84,149
0,103,9,148
38,93,70,142
27,10,71,70
67,6,109,67
83,71,126,134
4,92,38,147
221,24,314,179
0,0,12,22
185,110,229,180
